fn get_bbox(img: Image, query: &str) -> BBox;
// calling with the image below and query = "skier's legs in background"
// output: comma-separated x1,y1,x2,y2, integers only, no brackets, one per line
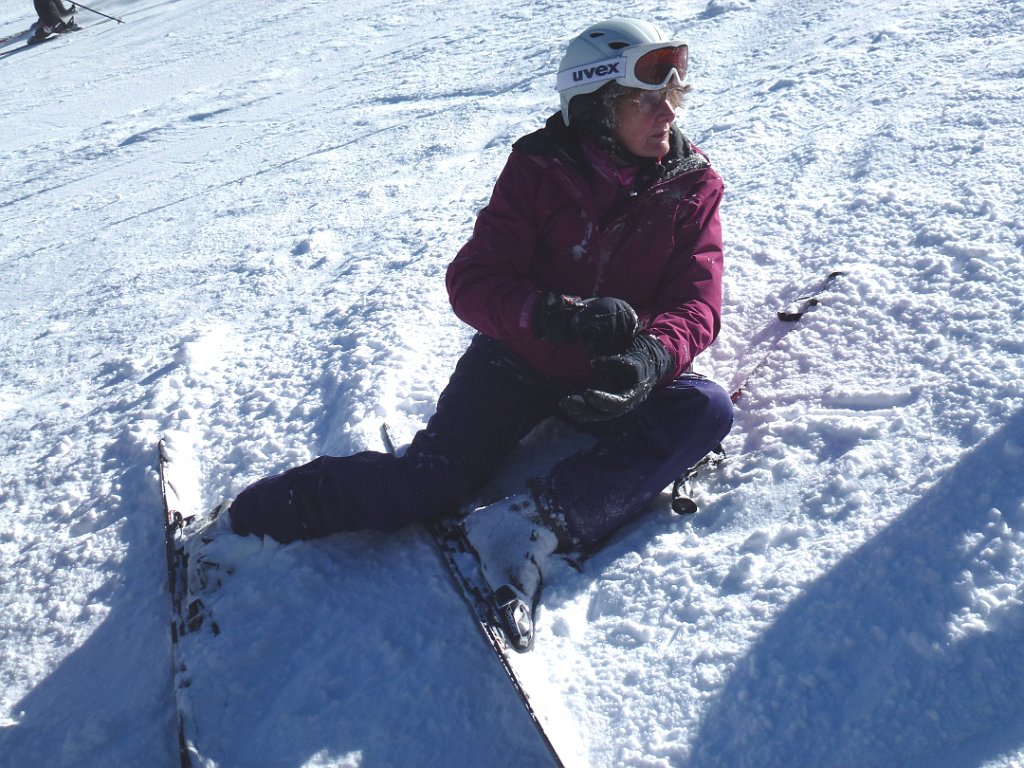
228,335,561,543
32,0,68,27
31,0,76,37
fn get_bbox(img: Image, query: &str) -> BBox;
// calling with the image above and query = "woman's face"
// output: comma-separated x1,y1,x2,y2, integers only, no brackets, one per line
611,87,683,159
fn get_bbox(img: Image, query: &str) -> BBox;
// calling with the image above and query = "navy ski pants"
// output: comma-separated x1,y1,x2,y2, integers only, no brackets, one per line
229,334,733,547
34,0,70,27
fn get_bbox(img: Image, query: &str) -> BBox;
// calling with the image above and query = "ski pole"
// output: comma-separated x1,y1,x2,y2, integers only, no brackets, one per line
73,2,124,23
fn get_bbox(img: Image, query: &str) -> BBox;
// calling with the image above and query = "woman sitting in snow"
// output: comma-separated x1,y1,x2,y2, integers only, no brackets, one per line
223,17,733,646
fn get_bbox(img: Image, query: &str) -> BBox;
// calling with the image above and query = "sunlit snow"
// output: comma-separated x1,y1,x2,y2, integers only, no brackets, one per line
1,0,1022,765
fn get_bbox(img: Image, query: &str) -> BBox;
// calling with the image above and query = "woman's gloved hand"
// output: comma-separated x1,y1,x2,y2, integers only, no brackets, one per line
559,334,672,422
532,293,638,354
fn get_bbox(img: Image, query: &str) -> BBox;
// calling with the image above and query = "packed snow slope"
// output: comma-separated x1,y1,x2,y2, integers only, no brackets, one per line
1,0,1023,765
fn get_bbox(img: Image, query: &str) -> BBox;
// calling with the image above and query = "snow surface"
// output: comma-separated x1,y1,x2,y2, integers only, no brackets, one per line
1,0,1023,765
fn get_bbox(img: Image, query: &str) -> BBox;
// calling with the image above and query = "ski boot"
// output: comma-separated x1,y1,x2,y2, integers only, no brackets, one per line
462,491,570,650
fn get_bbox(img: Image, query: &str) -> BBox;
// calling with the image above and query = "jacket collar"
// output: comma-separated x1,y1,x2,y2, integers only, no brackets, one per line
513,112,709,185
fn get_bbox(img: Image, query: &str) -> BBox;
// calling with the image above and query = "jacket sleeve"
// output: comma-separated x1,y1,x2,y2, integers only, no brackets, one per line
644,168,725,379
445,152,545,341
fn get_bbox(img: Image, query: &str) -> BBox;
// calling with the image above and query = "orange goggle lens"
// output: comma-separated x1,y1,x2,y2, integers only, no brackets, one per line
632,45,688,86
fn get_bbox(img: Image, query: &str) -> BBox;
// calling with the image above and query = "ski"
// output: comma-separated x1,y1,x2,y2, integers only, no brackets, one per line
0,27,32,47
0,25,77,56
380,428,569,768
0,38,49,57
158,438,211,768
25,33,59,46
670,269,848,512
728,269,847,402
428,518,564,766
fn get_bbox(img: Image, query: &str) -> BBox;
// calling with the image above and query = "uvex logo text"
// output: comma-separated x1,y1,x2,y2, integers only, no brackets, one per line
556,56,626,91
572,62,620,82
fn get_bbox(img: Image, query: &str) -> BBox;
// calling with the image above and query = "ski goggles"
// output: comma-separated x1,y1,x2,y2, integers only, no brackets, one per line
556,42,689,92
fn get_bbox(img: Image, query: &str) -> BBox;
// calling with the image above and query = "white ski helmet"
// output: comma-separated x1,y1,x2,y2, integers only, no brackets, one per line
556,18,689,126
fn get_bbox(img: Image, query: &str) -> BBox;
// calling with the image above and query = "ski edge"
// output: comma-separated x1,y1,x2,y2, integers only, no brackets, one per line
157,438,197,768
380,423,565,767
427,518,566,768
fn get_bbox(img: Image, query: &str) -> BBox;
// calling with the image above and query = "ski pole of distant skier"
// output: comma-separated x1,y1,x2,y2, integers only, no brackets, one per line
73,2,124,23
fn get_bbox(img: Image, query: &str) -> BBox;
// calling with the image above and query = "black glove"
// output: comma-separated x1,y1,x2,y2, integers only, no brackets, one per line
532,293,638,353
560,334,673,422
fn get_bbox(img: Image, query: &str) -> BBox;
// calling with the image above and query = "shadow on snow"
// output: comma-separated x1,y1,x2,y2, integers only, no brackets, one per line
690,407,1024,768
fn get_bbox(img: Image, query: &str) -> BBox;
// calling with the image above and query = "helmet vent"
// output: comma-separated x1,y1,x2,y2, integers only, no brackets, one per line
607,41,629,49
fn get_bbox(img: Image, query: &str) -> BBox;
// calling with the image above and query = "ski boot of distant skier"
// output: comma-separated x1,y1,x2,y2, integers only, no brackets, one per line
28,18,79,44
29,0,79,44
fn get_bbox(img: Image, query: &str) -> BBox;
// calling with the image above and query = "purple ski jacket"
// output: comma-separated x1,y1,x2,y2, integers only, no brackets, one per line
446,113,724,387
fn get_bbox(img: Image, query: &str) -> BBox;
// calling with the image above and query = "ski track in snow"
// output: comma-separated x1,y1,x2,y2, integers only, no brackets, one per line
1,0,1023,765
